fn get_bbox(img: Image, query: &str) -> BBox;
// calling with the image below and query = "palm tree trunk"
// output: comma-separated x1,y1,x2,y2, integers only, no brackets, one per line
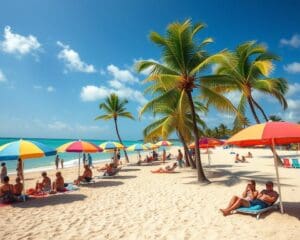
247,97,260,123
186,90,209,183
114,118,129,163
252,98,269,122
248,97,283,166
178,131,196,168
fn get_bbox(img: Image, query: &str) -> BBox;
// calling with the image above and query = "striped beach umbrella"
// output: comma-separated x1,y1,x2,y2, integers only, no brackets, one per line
126,143,148,151
0,139,57,161
0,139,57,194
57,140,103,176
155,140,172,147
144,142,159,150
99,141,125,150
227,121,300,214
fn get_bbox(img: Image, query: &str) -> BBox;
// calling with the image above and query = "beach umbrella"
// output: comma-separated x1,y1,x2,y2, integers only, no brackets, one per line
155,140,172,147
226,121,300,213
189,138,224,166
144,142,159,150
99,141,125,150
57,140,103,176
0,139,57,193
126,143,149,161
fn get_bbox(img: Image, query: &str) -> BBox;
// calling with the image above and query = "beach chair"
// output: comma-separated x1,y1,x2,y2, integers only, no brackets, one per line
235,202,279,220
283,158,292,168
291,159,300,168
97,167,121,179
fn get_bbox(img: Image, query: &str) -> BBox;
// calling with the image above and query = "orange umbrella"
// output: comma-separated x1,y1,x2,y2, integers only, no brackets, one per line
227,122,300,213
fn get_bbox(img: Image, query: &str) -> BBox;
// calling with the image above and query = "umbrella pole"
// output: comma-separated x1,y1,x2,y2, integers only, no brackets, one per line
22,159,25,195
208,150,211,167
78,153,81,177
271,138,284,214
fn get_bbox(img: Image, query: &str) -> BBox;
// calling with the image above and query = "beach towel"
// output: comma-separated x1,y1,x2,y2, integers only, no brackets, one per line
235,203,279,219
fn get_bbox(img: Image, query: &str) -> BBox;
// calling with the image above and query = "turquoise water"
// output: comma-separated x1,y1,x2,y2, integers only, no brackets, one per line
0,138,181,173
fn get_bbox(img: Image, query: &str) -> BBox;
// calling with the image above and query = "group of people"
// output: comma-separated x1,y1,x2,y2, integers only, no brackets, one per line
0,176,23,203
235,152,253,163
83,153,93,168
34,171,65,193
220,180,278,216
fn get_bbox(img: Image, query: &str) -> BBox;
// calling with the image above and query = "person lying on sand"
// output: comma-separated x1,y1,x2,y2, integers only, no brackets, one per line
36,171,51,192
74,165,93,185
220,181,278,216
151,163,178,173
52,172,65,192
13,177,23,196
0,176,16,203
220,180,258,216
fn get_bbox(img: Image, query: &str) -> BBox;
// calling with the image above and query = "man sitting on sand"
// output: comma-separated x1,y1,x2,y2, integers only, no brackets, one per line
0,176,16,203
74,165,93,185
151,163,177,173
103,163,119,176
36,171,52,192
235,154,246,163
13,177,23,196
220,181,278,216
52,172,65,192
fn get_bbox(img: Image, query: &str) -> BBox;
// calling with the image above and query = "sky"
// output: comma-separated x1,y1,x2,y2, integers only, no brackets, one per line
0,0,299,140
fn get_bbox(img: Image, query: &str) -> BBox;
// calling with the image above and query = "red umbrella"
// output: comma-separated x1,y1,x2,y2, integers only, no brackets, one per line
227,121,300,213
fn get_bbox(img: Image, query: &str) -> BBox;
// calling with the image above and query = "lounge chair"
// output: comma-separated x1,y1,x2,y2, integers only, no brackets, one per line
291,159,300,168
283,158,292,168
234,202,279,220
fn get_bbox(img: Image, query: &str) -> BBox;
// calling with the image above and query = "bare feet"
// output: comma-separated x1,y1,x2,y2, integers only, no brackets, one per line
220,209,230,216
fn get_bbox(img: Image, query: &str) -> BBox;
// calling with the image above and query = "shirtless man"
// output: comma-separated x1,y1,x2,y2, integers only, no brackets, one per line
220,181,278,216
36,172,51,192
13,177,23,196
74,165,92,185
52,172,65,192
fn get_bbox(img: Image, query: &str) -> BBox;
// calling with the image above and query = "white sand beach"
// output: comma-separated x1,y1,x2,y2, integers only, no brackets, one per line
0,147,299,240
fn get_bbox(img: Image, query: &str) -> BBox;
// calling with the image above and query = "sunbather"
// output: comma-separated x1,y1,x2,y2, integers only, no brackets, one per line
74,165,93,185
103,163,120,176
220,181,278,216
52,172,65,192
13,177,23,196
245,152,253,158
151,163,177,173
0,176,16,203
36,171,51,192
97,163,109,172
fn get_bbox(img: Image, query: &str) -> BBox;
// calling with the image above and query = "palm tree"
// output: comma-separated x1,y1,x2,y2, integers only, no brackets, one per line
269,115,282,122
95,93,134,162
201,41,288,165
141,90,207,168
136,20,238,183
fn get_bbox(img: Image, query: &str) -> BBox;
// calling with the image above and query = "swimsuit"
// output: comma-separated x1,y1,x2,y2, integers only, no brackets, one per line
250,199,269,209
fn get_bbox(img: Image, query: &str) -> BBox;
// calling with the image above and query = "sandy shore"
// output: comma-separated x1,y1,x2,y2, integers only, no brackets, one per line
0,147,299,240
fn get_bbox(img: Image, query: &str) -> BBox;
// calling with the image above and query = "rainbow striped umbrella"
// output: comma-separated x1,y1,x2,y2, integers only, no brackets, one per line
227,121,300,214
57,140,103,176
127,144,148,152
0,139,56,160
99,141,125,150
144,142,159,150
155,140,172,147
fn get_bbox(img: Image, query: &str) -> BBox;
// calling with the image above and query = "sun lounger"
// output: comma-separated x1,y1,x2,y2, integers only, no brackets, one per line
235,202,279,219
291,159,300,168
283,158,292,168
79,178,96,185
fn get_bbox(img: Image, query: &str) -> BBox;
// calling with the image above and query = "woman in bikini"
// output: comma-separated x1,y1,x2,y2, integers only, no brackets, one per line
0,176,16,203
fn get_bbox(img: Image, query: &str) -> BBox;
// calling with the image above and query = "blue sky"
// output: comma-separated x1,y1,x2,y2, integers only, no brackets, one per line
0,0,299,140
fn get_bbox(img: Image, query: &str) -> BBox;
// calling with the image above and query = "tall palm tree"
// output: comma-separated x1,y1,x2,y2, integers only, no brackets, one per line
95,93,134,162
201,41,288,165
136,19,238,183
141,90,207,168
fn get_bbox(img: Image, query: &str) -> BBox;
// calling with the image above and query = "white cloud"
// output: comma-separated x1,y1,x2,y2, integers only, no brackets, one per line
107,64,138,83
284,62,300,74
280,98,300,122
108,80,124,89
47,86,55,92
0,69,6,82
48,121,72,131
0,26,41,56
280,34,300,48
224,91,241,106
287,83,300,97
80,85,109,101
33,85,42,90
57,41,96,73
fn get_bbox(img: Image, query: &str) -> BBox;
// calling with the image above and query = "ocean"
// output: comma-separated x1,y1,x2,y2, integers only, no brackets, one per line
0,137,181,173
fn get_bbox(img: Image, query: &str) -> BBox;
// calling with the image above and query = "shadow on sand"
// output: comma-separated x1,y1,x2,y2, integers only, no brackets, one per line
83,180,124,188
120,168,141,172
12,193,86,208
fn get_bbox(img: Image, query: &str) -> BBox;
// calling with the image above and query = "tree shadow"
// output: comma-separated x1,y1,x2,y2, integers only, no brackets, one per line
281,201,300,220
84,180,124,188
120,168,141,172
206,164,241,169
12,193,86,208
